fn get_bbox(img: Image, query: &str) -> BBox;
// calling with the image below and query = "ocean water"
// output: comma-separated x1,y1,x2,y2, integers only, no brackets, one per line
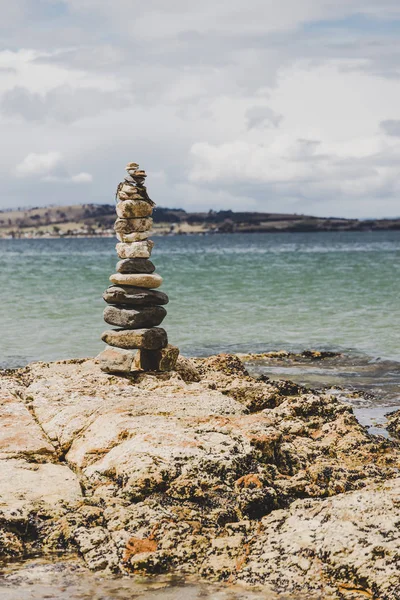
0,231,399,368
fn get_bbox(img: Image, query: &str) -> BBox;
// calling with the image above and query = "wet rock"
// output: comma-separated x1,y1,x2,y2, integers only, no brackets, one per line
103,306,167,329
116,240,154,259
109,273,162,288
387,409,400,438
103,285,169,306
116,200,153,219
101,327,168,350
116,258,155,274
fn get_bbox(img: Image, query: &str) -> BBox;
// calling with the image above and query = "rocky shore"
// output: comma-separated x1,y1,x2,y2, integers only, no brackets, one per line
1,353,399,598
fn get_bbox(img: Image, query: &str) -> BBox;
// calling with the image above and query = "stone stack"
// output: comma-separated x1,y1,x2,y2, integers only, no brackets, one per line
97,162,179,374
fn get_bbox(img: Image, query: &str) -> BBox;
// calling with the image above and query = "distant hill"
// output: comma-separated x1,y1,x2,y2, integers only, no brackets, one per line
0,203,399,238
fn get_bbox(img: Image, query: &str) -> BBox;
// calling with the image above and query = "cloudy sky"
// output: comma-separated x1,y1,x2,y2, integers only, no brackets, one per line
1,1,400,217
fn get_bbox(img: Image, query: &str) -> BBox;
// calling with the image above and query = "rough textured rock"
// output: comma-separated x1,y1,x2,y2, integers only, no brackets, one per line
116,258,155,274
103,285,169,306
103,305,167,329
114,218,153,235
387,409,400,438
101,327,168,350
116,200,153,219
116,241,154,259
116,231,151,243
1,354,400,598
97,346,136,373
109,273,162,288
134,344,179,372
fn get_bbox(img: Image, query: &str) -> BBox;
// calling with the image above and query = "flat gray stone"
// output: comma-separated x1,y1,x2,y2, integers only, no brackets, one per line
116,258,155,274
103,305,167,329
101,327,168,350
103,286,169,306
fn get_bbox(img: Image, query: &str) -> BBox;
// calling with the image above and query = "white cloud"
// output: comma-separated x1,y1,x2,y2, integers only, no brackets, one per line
70,172,93,183
1,1,400,217
15,152,92,184
15,151,62,177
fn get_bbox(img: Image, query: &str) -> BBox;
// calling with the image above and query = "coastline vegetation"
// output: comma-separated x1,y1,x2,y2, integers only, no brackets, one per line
1,203,399,238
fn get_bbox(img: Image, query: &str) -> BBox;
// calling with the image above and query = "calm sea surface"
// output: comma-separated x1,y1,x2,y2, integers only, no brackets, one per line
0,231,399,368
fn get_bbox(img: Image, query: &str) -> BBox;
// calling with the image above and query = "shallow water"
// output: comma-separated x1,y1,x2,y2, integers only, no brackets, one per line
0,231,399,367
246,352,400,436
0,559,300,600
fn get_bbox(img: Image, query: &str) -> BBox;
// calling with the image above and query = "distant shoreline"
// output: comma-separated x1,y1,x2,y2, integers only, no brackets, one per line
2,227,400,240
1,203,399,238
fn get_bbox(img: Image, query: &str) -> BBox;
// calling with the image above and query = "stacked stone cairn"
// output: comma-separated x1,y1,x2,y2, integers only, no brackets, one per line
97,162,179,374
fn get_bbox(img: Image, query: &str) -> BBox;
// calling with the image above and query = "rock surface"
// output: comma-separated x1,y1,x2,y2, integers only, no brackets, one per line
1,353,400,598
116,231,151,243
103,305,167,329
101,327,168,349
387,409,400,438
103,285,169,306
134,344,180,372
116,200,153,219
116,240,154,259
97,346,137,373
116,258,155,274
114,218,153,235
109,273,162,288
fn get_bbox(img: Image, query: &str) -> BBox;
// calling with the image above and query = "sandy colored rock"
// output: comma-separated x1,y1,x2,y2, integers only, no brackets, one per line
116,258,155,274
103,285,169,306
101,327,168,350
104,305,166,329
96,346,136,373
1,354,400,596
0,397,55,460
114,218,153,234
134,344,179,372
0,458,82,522
116,231,151,243
116,241,154,259
109,273,162,288
116,200,153,219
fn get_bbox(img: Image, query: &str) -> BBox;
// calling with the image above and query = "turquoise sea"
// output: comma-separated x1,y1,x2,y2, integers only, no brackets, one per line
1,231,399,368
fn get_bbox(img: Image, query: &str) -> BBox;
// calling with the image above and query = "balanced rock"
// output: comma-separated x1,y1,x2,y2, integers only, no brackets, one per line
116,240,154,259
103,285,169,306
109,273,162,288
96,346,136,373
116,231,152,243
101,161,178,373
118,191,149,202
103,305,167,329
116,200,153,219
116,258,155,274
101,327,168,350
114,218,153,234
134,344,179,372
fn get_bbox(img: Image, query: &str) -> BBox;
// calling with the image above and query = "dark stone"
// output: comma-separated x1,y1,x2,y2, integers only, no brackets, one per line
101,327,168,350
116,258,155,274
103,285,169,306
104,305,166,329
134,345,179,372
